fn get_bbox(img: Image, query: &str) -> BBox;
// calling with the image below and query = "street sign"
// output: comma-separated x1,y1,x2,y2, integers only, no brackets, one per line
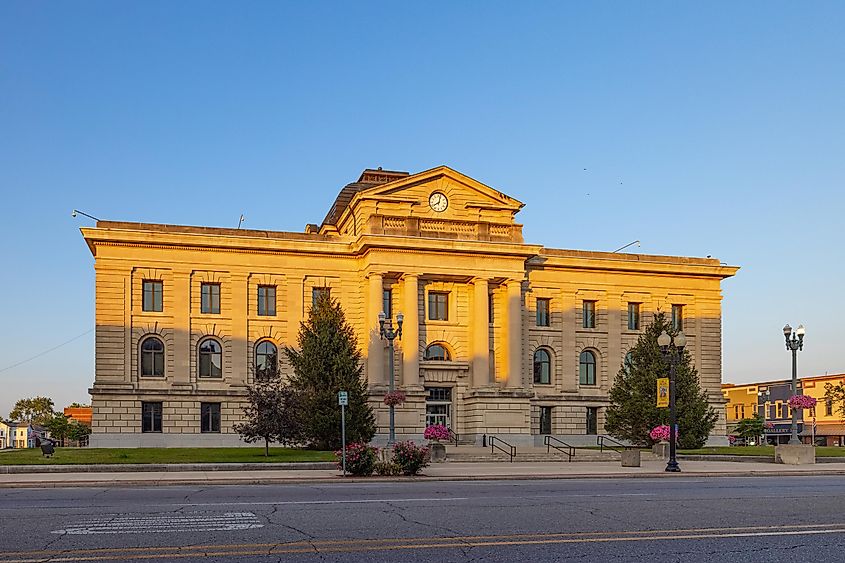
656,378,669,408
338,390,348,476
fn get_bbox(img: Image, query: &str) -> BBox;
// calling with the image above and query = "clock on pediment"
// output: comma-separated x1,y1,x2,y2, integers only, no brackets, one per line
428,191,448,212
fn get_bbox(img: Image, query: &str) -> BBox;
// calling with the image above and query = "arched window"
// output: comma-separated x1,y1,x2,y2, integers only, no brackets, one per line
579,350,596,385
425,343,451,361
533,349,551,384
198,338,223,378
255,340,278,381
140,336,164,377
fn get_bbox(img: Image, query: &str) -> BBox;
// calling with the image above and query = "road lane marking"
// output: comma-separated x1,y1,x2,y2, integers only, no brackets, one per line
6,521,845,561
50,512,262,535
6,528,845,562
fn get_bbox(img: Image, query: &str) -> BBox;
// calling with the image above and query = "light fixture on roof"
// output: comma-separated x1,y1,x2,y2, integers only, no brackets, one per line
71,209,100,222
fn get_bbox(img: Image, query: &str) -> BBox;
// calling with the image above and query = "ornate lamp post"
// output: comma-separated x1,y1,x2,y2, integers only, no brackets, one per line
783,323,805,445
379,311,403,446
658,329,686,473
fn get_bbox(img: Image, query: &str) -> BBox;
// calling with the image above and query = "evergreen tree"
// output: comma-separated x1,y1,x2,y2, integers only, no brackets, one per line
286,293,376,450
605,312,717,448
234,378,301,457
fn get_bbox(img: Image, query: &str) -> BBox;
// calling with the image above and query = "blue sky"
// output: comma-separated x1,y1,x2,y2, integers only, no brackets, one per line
1,2,843,417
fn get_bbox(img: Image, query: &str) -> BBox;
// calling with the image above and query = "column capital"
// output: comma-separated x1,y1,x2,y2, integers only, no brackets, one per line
366,271,385,280
400,272,423,281
470,277,490,286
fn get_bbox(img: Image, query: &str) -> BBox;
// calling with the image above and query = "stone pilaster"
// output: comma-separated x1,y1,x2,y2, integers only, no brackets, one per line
229,273,248,387
171,270,192,386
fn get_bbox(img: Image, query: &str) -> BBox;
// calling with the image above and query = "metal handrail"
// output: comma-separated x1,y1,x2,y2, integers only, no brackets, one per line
543,435,575,461
597,435,628,454
489,436,517,462
447,428,459,446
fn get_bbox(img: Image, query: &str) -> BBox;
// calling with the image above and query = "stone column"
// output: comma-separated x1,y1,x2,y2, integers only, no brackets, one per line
229,273,248,387
504,279,523,388
367,272,385,387
472,278,490,388
171,270,192,386
401,274,420,387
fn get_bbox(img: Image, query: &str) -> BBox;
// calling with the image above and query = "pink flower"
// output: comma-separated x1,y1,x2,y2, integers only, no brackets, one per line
383,391,407,407
423,424,450,441
787,395,817,410
649,425,677,442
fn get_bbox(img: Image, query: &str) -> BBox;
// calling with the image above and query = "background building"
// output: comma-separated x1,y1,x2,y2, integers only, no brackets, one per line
723,373,845,446
81,166,738,447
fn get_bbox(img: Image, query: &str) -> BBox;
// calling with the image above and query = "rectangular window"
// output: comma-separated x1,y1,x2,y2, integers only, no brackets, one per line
201,283,221,314
769,404,776,419
383,289,392,318
142,281,163,312
826,400,833,416
536,298,550,327
627,303,640,330
734,405,740,419
778,402,787,419
258,285,276,316
312,287,331,305
586,407,598,435
141,402,162,433
539,407,552,435
428,292,449,321
582,301,596,329
672,304,684,331
488,293,494,325
201,403,221,433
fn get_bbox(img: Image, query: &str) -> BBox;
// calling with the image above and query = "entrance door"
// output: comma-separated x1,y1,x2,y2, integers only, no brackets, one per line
539,407,552,434
586,407,598,435
425,387,452,428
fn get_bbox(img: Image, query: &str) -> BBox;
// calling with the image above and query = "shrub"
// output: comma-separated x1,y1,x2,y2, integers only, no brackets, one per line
335,442,378,476
392,441,430,475
423,424,450,441
374,461,403,476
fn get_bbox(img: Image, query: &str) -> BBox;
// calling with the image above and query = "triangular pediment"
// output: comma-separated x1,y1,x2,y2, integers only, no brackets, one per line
332,166,525,243
362,166,524,212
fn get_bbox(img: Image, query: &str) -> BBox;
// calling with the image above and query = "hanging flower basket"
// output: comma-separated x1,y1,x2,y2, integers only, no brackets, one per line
649,425,677,443
383,390,406,407
787,395,817,410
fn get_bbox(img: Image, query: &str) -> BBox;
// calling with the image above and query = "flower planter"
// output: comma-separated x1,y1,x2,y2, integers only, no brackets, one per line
429,441,446,463
652,442,669,460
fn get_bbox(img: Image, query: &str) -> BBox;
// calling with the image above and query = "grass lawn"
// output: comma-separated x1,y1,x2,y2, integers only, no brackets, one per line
0,447,334,465
679,446,845,457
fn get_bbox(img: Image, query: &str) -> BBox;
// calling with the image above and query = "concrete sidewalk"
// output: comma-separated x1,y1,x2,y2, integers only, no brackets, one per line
4,459,845,488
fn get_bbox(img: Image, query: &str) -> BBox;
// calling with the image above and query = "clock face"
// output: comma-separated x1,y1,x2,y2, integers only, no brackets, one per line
429,192,448,212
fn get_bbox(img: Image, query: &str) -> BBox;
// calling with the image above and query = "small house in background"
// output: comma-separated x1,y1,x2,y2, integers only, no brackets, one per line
2,423,48,448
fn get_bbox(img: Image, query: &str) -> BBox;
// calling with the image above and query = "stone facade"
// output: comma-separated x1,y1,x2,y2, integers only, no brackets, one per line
82,166,738,447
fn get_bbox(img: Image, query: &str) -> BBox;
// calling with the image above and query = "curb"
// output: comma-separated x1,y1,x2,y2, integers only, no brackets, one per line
5,469,845,489
0,462,336,475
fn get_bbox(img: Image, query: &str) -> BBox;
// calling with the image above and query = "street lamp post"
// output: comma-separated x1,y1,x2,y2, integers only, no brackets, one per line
658,329,686,473
379,311,403,446
783,323,805,445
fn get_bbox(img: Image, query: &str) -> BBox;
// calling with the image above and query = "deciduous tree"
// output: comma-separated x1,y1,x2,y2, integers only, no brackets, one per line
9,396,55,425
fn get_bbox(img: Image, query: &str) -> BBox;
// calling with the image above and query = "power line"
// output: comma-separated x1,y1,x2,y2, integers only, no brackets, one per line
0,328,94,374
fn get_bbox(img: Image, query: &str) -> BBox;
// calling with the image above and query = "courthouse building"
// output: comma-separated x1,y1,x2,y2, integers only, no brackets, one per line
81,166,738,447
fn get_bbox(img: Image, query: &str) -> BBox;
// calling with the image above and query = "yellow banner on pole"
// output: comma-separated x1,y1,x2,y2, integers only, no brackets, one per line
657,378,670,408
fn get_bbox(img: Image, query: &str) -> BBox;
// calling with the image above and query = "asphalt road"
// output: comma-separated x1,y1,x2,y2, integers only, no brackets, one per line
2,476,845,562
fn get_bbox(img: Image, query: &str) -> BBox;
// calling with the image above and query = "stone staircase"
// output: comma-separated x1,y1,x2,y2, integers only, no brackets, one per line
444,445,629,463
